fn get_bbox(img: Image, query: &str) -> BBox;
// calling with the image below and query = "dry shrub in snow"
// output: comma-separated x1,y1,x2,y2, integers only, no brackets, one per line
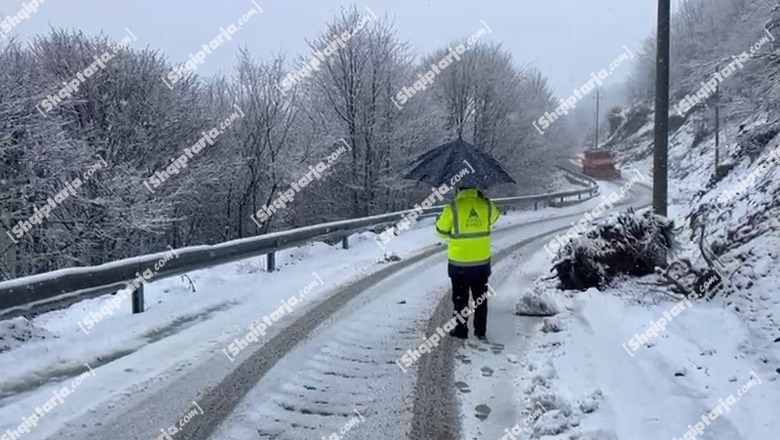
552,208,676,290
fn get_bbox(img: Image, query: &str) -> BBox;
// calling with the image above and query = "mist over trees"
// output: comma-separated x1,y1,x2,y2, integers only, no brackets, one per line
572,0,779,152
624,0,777,110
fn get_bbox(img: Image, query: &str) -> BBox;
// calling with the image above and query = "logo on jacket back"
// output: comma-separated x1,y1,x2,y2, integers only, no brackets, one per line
466,207,482,228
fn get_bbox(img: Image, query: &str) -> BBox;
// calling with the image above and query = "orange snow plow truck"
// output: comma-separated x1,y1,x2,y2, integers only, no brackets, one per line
582,149,621,179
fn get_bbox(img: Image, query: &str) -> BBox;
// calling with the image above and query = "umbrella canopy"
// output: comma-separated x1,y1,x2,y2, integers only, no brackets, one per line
403,138,516,189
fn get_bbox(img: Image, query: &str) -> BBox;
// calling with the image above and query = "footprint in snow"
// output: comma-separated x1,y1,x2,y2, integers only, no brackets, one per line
455,353,472,365
475,404,491,421
481,366,494,377
455,381,471,393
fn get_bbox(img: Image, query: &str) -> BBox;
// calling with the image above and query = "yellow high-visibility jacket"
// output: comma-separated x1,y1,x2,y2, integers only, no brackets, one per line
435,188,500,266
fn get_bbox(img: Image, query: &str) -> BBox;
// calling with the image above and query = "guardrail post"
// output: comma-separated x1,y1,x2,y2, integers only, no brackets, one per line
342,235,349,249
267,252,276,272
578,193,581,200
560,196,564,203
132,285,144,314
534,201,538,211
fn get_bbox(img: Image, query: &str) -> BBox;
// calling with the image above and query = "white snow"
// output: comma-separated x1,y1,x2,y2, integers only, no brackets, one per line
5,155,777,440
477,99,780,438
457,235,780,440
0,192,615,440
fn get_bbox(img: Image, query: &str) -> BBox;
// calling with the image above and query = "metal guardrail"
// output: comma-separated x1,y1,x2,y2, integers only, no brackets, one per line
0,167,598,319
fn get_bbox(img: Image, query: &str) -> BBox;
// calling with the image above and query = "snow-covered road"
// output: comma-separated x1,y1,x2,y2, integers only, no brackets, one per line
1,179,658,440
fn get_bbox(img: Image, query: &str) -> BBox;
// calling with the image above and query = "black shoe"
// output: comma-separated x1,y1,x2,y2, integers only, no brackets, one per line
449,329,467,339
475,333,486,341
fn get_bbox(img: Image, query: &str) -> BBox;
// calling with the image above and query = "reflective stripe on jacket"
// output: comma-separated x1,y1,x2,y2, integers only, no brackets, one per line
435,188,500,266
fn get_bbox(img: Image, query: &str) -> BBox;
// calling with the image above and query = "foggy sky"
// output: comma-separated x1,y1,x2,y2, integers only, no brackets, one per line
0,0,669,97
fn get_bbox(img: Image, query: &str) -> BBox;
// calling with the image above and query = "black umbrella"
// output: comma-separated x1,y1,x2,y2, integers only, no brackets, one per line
403,138,516,189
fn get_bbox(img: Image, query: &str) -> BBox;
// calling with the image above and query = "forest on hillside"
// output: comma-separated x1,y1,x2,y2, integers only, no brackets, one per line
0,7,576,279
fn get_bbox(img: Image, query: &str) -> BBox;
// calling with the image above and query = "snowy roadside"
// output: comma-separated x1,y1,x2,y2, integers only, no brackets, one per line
505,273,780,440
455,233,780,440
0,219,442,439
481,166,780,439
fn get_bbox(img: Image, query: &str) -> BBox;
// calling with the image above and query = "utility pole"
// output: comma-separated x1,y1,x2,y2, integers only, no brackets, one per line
714,64,720,176
594,88,602,149
653,0,671,217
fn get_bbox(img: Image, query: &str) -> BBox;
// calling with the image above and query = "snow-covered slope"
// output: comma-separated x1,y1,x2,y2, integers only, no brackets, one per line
503,14,780,438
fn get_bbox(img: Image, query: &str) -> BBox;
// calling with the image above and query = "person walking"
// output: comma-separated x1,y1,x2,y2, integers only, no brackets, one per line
435,187,499,340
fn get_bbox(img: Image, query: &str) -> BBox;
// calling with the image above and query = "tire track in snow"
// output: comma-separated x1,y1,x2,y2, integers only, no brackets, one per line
47,183,643,440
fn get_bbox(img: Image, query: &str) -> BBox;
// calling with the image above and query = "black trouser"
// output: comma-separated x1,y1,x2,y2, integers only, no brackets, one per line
448,263,491,336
